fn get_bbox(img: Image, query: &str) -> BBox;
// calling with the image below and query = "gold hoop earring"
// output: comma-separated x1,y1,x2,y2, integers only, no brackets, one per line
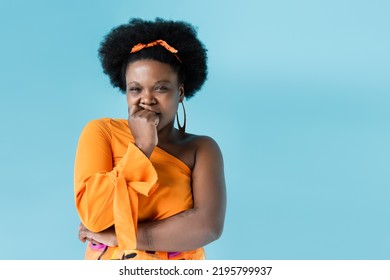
176,101,186,134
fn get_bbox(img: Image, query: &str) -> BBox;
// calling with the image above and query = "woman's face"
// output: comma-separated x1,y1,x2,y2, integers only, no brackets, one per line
125,59,184,131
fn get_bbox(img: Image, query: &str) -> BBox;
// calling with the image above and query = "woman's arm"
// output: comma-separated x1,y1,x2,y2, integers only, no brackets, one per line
75,119,158,233
136,136,226,252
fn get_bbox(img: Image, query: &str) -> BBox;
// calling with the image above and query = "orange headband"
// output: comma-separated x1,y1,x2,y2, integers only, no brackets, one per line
130,39,182,63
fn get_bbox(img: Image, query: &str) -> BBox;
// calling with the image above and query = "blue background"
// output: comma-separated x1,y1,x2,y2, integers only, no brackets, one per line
0,0,389,260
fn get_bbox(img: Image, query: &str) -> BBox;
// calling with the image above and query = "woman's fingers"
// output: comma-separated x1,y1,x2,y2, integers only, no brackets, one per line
129,105,160,126
78,224,87,243
128,104,143,117
78,223,103,245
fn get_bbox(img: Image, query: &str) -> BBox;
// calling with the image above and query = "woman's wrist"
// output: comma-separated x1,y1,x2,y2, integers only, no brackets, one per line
135,142,155,158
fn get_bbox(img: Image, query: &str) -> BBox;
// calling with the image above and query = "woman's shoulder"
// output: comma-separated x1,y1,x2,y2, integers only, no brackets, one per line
83,117,127,130
183,133,222,155
159,132,222,171
185,133,217,144
182,133,224,173
84,117,126,127
81,118,128,138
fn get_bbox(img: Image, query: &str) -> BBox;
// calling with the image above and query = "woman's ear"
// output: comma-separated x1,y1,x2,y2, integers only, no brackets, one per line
179,85,185,102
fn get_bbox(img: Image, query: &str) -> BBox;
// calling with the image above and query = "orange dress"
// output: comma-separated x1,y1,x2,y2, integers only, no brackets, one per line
74,118,205,260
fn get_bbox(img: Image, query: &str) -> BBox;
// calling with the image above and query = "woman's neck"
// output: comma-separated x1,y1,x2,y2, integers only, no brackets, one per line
157,121,181,145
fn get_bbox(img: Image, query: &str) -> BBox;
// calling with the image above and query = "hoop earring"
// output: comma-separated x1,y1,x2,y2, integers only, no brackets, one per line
176,101,186,134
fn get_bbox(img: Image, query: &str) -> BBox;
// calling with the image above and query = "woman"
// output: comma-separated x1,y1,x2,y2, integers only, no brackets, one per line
74,18,226,260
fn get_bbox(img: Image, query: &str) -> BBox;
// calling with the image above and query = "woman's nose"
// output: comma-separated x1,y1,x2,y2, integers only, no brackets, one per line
140,90,156,104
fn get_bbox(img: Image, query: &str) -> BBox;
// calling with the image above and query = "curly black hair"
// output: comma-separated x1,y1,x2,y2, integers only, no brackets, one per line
98,18,208,99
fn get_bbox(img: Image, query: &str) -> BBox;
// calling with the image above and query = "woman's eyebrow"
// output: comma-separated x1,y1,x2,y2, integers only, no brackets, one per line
155,80,172,84
127,81,141,87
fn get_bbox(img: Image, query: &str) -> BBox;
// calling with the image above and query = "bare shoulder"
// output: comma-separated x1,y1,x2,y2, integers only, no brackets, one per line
181,132,219,149
162,133,223,171
159,130,223,171
183,134,224,164
194,135,221,151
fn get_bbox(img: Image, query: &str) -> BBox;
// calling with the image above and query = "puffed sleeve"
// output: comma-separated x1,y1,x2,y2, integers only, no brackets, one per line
74,119,158,250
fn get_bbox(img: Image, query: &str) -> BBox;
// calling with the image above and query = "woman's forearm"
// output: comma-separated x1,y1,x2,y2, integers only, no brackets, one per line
136,208,223,252
79,207,223,252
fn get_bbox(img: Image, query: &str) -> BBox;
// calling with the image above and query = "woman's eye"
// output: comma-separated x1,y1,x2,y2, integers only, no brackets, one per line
128,87,141,93
155,86,169,92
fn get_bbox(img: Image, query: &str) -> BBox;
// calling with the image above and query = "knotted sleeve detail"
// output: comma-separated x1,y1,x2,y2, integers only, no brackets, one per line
74,119,158,250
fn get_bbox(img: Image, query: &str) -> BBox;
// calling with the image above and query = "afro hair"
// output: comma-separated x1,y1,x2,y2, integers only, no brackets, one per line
98,18,208,99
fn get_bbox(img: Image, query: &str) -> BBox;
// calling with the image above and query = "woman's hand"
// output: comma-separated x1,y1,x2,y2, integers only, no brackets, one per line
128,104,159,157
78,223,118,247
